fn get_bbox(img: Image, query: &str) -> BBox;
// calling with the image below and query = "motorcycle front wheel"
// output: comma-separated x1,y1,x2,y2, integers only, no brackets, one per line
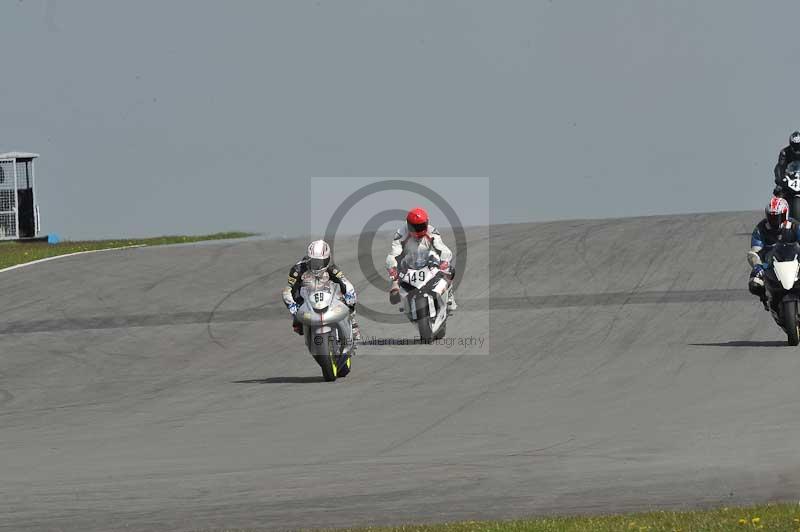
312,333,338,381
783,300,800,346
416,297,435,344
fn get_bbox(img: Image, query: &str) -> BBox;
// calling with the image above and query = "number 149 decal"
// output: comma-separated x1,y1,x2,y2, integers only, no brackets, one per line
407,270,426,283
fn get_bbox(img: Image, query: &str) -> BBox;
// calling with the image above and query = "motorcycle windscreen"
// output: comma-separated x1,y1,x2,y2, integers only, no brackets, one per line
773,259,799,290
772,242,800,262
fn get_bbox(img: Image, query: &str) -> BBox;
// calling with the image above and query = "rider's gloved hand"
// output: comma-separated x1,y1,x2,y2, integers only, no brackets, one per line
344,291,357,306
388,267,399,281
439,260,450,272
288,302,298,316
389,282,401,304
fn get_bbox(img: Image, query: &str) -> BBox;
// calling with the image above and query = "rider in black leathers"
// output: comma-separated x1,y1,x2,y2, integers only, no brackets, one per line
773,131,800,196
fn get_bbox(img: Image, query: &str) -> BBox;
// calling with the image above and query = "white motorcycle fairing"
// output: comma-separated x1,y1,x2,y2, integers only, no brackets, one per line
295,273,355,382
773,258,799,291
786,176,800,193
399,266,447,319
395,249,451,341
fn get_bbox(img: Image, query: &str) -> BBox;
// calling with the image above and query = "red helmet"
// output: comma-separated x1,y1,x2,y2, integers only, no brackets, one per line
766,196,790,229
406,207,429,238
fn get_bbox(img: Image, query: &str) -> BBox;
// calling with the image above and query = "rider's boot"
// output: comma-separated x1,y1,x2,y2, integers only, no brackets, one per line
292,318,303,335
350,310,362,343
447,289,458,311
749,275,768,311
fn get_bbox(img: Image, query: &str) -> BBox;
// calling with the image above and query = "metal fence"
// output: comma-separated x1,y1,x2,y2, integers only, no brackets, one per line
0,159,17,239
16,159,31,189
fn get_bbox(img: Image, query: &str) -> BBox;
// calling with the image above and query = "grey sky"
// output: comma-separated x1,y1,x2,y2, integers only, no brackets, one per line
1,0,797,239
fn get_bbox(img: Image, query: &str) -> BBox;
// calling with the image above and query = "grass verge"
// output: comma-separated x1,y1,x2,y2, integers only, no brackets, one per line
253,503,800,532
0,231,256,270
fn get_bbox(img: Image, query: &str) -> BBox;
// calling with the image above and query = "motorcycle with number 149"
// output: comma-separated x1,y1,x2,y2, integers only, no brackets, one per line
394,248,452,343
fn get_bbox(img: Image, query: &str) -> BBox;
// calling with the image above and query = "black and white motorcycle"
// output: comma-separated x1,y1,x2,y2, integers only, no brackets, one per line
294,273,355,381
395,249,452,343
777,161,800,219
752,240,800,345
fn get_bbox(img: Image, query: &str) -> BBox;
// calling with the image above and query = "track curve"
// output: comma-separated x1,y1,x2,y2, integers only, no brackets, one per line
1,212,799,532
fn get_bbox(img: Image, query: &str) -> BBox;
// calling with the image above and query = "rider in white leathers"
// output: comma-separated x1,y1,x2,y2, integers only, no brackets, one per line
386,207,457,311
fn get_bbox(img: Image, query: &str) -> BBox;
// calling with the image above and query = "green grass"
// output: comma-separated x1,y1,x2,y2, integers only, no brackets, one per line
217,503,800,532
322,504,800,532
0,231,256,269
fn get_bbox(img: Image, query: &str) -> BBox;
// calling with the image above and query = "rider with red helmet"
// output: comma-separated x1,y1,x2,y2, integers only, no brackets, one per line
748,196,800,309
386,207,457,310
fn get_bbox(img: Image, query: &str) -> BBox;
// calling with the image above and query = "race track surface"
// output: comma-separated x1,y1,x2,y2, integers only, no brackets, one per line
2,212,800,531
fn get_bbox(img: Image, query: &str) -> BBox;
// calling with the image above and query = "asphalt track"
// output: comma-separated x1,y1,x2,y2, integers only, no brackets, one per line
2,212,800,532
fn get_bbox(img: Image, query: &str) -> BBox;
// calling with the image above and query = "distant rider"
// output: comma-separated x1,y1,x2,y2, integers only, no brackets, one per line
282,240,361,341
773,131,800,196
386,207,457,311
748,197,800,309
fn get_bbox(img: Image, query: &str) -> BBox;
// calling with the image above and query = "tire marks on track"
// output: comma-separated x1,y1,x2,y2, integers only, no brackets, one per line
0,388,14,407
485,288,750,310
0,289,750,335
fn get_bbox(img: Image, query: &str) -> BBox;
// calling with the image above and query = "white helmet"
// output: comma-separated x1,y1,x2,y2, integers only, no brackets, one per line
307,240,331,273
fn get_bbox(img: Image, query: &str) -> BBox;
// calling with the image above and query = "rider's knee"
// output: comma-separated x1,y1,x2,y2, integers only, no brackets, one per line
749,280,765,296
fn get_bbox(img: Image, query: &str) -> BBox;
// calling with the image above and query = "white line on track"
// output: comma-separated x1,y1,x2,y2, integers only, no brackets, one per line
0,245,147,275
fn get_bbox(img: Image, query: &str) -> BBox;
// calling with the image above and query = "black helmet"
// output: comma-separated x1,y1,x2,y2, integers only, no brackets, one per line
790,131,800,153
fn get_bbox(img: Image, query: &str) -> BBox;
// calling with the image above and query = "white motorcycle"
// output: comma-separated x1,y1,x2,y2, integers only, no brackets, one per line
395,249,452,343
751,240,800,346
295,273,355,381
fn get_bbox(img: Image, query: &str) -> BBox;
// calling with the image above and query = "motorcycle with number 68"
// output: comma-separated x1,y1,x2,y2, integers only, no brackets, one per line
294,272,355,381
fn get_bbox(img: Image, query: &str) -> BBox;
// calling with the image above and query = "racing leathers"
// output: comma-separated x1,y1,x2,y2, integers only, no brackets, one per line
386,224,457,310
774,145,800,196
282,257,361,340
749,217,800,309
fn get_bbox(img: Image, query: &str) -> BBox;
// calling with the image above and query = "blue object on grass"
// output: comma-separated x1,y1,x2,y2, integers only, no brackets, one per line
47,234,60,244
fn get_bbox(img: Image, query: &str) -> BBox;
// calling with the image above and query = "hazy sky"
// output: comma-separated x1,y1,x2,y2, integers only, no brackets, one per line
1,0,798,239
